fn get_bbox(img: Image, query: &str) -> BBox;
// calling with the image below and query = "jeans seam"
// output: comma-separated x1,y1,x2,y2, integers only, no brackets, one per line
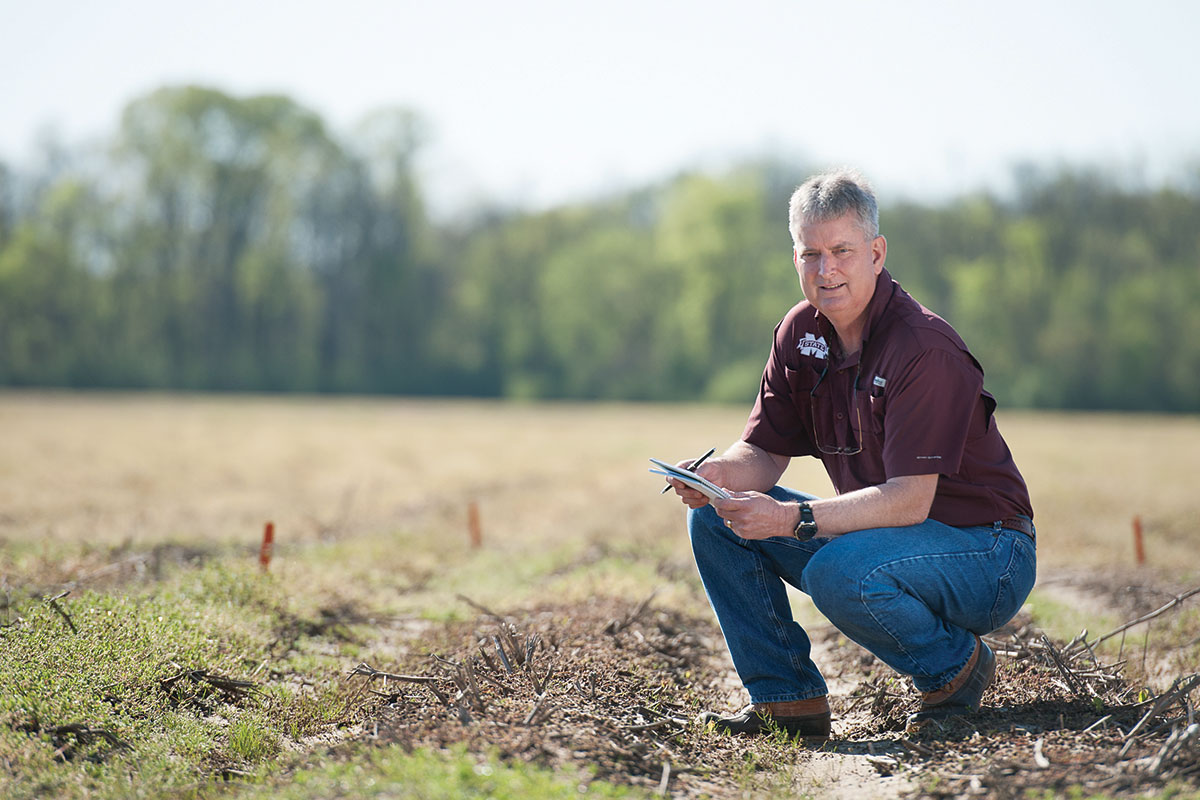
988,534,1018,630
991,533,1036,630
753,547,812,689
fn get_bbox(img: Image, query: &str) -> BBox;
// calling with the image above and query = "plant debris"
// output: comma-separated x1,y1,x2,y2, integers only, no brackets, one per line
349,589,1200,798
16,722,131,763
159,665,259,708
351,595,803,797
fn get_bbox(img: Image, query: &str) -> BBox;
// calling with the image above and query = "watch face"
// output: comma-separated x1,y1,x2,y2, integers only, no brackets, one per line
793,502,816,541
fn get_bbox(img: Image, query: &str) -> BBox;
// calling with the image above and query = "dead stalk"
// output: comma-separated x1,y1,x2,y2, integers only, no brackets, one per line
1033,738,1050,768
605,589,658,635
1087,587,1200,651
478,644,497,672
524,693,547,725
493,635,514,673
348,662,438,684
1040,635,1089,699
45,591,78,634
1120,674,1200,758
456,594,506,623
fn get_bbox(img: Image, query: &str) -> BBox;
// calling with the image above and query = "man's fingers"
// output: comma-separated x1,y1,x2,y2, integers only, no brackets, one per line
671,483,710,509
711,499,742,517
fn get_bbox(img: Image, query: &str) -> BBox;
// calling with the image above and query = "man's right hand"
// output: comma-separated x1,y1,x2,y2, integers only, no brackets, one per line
669,458,731,509
667,441,791,509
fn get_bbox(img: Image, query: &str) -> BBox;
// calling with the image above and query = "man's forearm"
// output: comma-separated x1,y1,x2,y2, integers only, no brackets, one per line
807,474,938,538
708,441,789,493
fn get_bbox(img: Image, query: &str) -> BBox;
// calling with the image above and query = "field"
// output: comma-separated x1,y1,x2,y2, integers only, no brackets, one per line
2,392,1199,798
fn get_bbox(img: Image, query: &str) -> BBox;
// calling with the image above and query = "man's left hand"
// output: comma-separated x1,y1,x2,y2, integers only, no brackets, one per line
711,492,797,540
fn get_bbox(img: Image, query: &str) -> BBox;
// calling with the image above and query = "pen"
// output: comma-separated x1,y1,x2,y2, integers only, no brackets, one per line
660,447,717,493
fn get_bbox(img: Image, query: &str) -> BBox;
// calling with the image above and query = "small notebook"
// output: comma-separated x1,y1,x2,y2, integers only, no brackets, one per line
648,457,730,501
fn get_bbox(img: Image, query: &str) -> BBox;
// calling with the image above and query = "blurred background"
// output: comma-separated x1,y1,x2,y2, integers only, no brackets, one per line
2,0,1198,411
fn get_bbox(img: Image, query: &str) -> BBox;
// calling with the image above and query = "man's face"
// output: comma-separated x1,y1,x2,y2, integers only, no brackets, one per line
793,213,887,334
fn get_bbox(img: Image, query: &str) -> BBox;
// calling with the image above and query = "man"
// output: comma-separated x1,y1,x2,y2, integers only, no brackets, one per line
666,169,1036,739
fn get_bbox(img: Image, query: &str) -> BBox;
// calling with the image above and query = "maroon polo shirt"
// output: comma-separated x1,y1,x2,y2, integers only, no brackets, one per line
742,268,1033,528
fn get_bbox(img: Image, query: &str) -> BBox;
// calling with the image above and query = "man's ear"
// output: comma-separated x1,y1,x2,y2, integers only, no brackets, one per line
872,235,887,273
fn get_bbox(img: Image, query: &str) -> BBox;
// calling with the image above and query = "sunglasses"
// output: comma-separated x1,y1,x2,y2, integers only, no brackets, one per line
809,362,863,456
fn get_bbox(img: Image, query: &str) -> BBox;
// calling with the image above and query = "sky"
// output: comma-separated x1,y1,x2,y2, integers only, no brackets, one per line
2,0,1198,212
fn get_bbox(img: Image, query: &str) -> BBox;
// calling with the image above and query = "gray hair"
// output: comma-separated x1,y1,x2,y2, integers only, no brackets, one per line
788,169,879,243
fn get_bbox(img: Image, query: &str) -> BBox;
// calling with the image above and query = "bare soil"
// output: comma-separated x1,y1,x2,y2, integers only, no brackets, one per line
8,532,1199,797
344,576,1200,799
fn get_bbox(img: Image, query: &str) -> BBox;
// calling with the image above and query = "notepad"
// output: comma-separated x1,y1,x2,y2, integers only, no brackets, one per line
648,457,730,501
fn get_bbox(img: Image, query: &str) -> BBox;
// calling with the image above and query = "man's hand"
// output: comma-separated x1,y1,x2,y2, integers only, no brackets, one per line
667,458,734,509
711,491,797,540
667,442,791,509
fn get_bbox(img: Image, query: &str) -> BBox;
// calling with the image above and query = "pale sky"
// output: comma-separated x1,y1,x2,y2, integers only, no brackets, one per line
2,0,1198,212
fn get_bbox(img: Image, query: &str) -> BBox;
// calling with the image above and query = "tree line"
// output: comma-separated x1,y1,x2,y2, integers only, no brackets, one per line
1,86,1197,411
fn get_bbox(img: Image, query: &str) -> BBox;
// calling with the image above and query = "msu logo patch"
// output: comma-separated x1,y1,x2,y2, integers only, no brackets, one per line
796,333,828,360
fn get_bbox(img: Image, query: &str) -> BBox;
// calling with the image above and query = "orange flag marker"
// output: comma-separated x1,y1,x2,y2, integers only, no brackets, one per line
468,502,482,549
1133,516,1145,566
260,521,275,570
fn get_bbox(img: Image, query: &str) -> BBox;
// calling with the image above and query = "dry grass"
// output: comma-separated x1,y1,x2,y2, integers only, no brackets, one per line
3,391,1199,799
1000,410,1200,571
3,391,1196,572
4,391,1197,653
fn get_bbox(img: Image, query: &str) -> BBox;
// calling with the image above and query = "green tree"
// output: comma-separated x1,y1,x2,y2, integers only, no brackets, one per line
114,86,329,387
0,181,103,385
653,170,796,402
537,224,666,399
343,108,442,394
110,86,416,392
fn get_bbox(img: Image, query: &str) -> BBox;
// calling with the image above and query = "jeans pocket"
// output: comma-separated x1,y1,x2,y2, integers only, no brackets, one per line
988,536,1037,631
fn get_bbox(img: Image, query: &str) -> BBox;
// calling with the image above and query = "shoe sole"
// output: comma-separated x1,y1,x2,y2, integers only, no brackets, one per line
700,711,831,739
906,642,997,730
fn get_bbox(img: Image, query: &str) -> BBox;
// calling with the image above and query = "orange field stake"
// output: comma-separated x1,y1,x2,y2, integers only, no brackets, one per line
467,501,482,549
260,521,275,570
1132,515,1145,566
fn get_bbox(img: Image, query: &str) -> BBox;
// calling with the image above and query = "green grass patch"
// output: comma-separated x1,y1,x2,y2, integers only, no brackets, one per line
238,744,653,800
0,562,363,800
1024,589,1122,650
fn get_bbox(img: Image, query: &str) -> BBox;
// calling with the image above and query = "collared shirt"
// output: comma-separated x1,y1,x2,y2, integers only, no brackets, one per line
742,268,1033,527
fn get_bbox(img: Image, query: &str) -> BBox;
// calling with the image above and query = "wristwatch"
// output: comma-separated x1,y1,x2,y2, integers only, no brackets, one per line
792,502,818,541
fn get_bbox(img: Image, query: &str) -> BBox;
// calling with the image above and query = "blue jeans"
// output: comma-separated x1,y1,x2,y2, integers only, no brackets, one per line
688,486,1037,702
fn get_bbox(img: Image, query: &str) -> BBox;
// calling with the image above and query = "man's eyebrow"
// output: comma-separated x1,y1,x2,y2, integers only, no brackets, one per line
801,241,855,250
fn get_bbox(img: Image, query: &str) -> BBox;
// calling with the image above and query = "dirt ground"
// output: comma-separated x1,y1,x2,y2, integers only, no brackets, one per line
8,519,1200,799
344,569,1200,799
4,396,1199,797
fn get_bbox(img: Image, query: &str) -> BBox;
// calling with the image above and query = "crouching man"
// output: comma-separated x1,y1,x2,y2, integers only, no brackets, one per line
666,169,1036,738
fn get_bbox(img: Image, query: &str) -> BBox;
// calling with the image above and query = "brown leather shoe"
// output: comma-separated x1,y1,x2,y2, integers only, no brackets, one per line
699,699,831,739
908,637,996,725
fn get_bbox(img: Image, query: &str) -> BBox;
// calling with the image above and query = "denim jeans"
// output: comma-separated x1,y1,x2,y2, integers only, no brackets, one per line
687,486,1037,702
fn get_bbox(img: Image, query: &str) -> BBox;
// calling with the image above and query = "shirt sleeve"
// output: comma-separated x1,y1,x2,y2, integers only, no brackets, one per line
741,319,818,457
881,346,983,478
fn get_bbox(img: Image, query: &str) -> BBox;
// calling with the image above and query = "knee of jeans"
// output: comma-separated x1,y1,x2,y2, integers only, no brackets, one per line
686,504,724,538
800,548,862,612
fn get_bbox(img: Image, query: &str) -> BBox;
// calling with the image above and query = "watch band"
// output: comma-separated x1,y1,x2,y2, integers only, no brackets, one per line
792,502,818,541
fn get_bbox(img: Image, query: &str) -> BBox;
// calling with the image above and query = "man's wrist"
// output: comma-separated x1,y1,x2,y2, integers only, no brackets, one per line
792,501,818,541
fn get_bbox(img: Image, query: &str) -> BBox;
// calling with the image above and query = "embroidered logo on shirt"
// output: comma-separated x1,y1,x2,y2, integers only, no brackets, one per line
796,333,828,360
